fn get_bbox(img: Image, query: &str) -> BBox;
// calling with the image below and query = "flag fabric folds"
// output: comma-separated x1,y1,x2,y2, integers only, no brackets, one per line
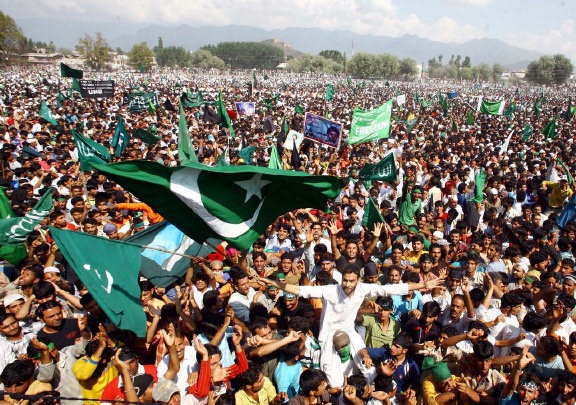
178,103,199,165
50,227,146,336
358,153,397,182
216,91,235,138
543,118,557,139
133,128,160,145
239,145,256,165
0,189,29,265
72,129,111,171
181,89,204,108
0,189,53,246
466,110,475,126
325,84,335,101
60,62,83,79
94,161,341,250
468,169,487,203
477,98,505,115
557,158,574,185
39,101,58,125
349,99,393,145
111,117,130,158
268,144,283,170
521,124,533,141
362,198,384,230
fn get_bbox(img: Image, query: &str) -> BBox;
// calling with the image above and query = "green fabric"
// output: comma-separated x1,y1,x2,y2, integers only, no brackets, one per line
398,192,421,227
239,146,256,165
133,128,160,145
404,117,419,133
325,84,335,101
468,168,486,203
466,110,475,125
111,116,130,158
50,227,146,336
60,62,83,79
39,100,57,125
362,197,384,230
71,78,82,93
216,146,229,166
216,90,235,138
148,100,156,115
178,102,199,165
181,89,204,108
56,92,67,108
349,99,393,144
557,158,574,185
268,144,282,170
431,362,452,382
337,345,351,363
534,98,541,117
127,92,158,113
71,129,111,171
478,99,504,115
359,153,397,182
295,104,304,115
253,71,258,88
521,124,533,141
543,117,557,139
504,101,516,120
0,189,53,246
94,161,341,250
0,188,27,265
438,94,449,115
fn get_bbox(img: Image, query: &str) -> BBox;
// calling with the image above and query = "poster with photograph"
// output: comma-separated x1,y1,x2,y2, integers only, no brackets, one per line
235,102,256,116
282,130,304,151
303,113,342,148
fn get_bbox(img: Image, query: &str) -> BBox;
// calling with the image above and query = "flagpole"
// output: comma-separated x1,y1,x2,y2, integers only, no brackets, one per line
140,243,210,262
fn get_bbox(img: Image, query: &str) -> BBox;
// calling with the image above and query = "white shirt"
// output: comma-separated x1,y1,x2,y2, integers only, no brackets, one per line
157,346,198,395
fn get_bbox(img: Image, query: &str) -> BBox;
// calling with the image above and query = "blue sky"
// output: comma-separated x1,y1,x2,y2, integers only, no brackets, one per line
3,0,576,61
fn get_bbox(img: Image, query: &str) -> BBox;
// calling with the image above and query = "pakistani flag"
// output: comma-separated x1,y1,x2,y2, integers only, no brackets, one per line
543,117,557,139
49,227,146,336
477,97,505,115
71,78,82,93
358,153,397,182
178,102,199,165
216,146,229,167
521,124,533,141
468,168,487,203
60,62,83,79
349,99,393,145
268,144,283,170
216,90,235,138
72,129,111,171
325,84,335,101
94,161,341,249
133,128,160,145
0,189,53,246
438,94,449,115
126,221,217,287
563,97,574,121
111,117,130,158
404,117,419,133
362,197,384,230
39,101,58,125
0,189,27,265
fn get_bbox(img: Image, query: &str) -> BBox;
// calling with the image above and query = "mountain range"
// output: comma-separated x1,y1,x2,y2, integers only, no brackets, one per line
17,18,540,69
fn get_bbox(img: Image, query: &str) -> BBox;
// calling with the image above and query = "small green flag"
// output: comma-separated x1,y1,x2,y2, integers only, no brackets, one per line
405,117,419,133
60,62,83,79
438,94,449,116
239,145,256,165
451,119,459,132
325,84,335,101
148,99,156,115
216,146,229,166
264,98,274,111
0,189,29,265
466,110,475,126
178,102,199,165
216,90,235,138
563,97,574,121
111,116,130,158
268,144,283,170
468,168,487,203
362,197,384,230
504,101,516,121
358,153,397,182
543,117,557,139
521,124,533,141
295,104,304,115
71,78,82,93
56,92,67,108
50,227,146,337
0,189,53,246
39,100,58,125
557,158,574,185
534,98,541,117
71,129,111,171
347,76,352,87
253,71,258,89
133,128,160,145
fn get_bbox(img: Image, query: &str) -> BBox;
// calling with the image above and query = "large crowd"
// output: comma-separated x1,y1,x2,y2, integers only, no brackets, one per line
1,64,576,405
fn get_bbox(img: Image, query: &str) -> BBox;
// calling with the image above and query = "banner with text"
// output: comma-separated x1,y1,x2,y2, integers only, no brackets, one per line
349,99,393,144
79,80,115,99
127,92,159,112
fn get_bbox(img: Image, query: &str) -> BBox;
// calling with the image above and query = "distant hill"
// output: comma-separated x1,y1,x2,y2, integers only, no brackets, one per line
16,19,541,69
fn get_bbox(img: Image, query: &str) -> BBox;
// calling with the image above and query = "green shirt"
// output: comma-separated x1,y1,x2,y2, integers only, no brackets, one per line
398,193,421,226
362,314,400,348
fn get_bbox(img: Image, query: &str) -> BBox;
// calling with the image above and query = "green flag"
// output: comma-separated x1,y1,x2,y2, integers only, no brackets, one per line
216,146,229,166
39,100,57,125
361,197,384,230
521,124,533,141
438,94,449,115
0,189,27,265
0,189,53,246
56,92,67,108
133,128,160,145
60,62,83,79
49,227,146,336
325,84,335,101
71,129,111,171
94,161,341,249
181,89,204,108
404,117,419,133
178,102,198,165
563,97,574,121
358,153,397,182
239,145,256,165
347,76,352,87
148,100,156,115
468,168,487,203
268,144,283,170
216,90,235,138
349,99,393,145
111,116,130,158
264,98,274,111
71,78,82,93
534,98,541,117
466,110,475,126
451,119,459,132
504,101,517,121
543,117,557,139
253,71,258,89
557,158,573,185
126,221,216,287
477,98,505,115
127,92,158,113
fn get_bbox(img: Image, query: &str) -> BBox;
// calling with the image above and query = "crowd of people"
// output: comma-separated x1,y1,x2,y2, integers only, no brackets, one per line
1,64,576,405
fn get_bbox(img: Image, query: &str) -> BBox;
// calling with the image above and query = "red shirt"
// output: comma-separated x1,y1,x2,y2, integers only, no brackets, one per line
100,364,158,402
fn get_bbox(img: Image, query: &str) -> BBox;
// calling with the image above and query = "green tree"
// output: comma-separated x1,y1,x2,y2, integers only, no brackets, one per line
156,46,190,67
0,11,25,61
348,52,380,79
525,54,573,85
398,57,418,80
462,56,471,68
287,54,343,74
552,54,573,84
318,50,346,65
378,54,400,79
474,63,491,81
491,63,505,81
189,49,225,69
128,42,155,72
460,66,473,80
76,32,113,71
201,42,283,69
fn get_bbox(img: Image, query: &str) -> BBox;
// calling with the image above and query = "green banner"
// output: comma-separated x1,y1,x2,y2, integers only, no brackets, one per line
127,92,158,113
349,99,393,145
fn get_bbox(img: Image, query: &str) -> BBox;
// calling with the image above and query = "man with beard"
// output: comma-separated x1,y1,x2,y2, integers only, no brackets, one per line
36,301,90,350
0,312,37,371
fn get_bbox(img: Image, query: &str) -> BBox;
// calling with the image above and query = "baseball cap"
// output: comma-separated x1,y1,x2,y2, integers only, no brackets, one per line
3,294,25,307
131,374,154,398
103,223,118,235
152,379,179,403
44,266,60,274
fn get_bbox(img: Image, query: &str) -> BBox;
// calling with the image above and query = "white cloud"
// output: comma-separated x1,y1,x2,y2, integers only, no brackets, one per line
505,19,576,62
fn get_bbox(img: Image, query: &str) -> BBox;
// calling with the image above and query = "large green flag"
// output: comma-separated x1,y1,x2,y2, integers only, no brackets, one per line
94,161,341,249
466,110,475,126
181,89,204,108
362,197,384,230
477,98,505,115
521,124,533,141
127,92,158,113
216,90,235,138
557,158,574,185
111,117,130,158
39,101,58,125
126,221,216,287
268,144,283,170
0,189,53,246
71,129,111,171
543,117,557,139
0,189,27,265
468,168,487,203
325,84,335,101
358,153,397,182
49,227,146,336
349,99,393,145
133,128,160,145
178,102,198,165
60,62,83,79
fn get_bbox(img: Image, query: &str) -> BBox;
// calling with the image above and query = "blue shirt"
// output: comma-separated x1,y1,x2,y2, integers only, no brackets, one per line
392,290,423,320
274,360,302,400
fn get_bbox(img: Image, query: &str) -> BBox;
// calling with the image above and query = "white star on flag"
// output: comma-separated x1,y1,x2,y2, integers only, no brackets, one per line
235,174,271,203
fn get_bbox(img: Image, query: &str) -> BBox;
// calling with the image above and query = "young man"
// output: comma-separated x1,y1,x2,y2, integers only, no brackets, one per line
235,364,284,405
287,369,330,405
